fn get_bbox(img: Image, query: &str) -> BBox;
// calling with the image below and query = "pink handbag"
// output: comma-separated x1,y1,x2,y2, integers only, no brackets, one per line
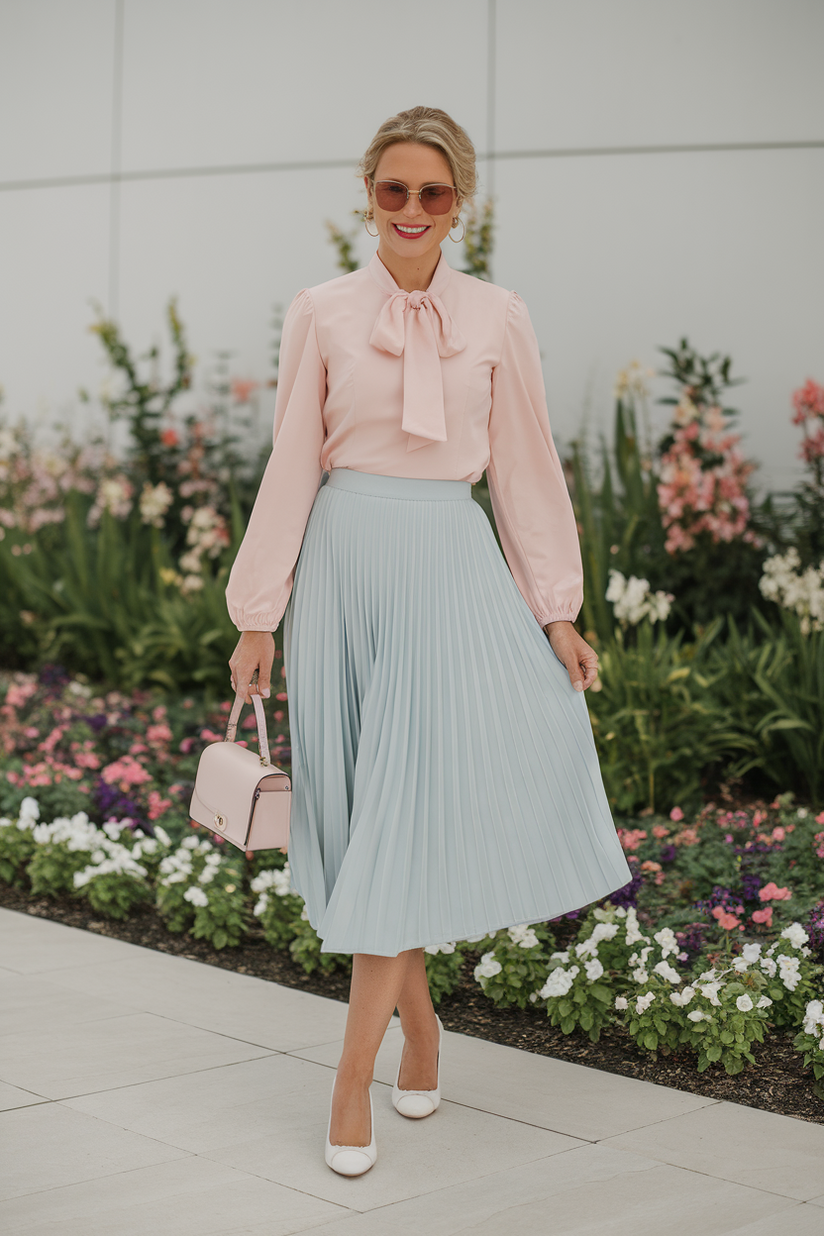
189,690,291,852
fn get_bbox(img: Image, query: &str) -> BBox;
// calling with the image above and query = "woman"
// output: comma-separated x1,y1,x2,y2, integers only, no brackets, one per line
226,105,632,1177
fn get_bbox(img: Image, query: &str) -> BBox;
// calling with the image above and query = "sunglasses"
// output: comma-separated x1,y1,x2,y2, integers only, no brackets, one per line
373,179,457,216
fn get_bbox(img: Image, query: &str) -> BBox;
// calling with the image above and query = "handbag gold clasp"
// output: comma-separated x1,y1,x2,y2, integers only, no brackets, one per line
214,813,227,831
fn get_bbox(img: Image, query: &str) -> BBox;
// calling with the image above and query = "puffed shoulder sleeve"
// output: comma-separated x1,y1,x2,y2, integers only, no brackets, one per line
486,290,583,626
225,288,326,632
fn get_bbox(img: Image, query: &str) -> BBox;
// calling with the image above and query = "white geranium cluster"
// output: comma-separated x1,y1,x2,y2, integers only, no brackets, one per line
1,795,40,831
507,923,541,949
425,941,457,956
139,481,173,529
31,809,101,851
176,505,231,593
251,863,298,917
87,475,134,527
158,835,220,904
474,951,503,982
606,570,674,625
73,831,148,889
539,905,643,1001
801,1000,824,1051
759,547,824,634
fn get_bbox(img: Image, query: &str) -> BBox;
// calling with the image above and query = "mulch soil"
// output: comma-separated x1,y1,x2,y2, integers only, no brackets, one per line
3,882,822,1127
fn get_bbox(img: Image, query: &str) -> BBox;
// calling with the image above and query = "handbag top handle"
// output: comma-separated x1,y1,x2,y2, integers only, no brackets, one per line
224,683,272,767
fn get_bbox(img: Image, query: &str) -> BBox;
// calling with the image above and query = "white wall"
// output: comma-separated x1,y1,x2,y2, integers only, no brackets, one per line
1,0,822,489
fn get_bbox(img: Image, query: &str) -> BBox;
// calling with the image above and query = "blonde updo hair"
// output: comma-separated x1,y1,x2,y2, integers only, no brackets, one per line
358,106,477,219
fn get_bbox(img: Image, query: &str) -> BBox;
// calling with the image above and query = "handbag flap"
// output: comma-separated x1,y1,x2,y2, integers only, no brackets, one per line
194,741,270,815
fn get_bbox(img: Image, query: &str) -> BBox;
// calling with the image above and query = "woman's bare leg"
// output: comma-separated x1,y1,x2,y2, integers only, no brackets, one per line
329,949,414,1146
395,948,440,1090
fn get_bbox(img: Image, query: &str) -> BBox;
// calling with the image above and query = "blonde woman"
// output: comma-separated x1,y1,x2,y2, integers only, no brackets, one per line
227,105,632,1176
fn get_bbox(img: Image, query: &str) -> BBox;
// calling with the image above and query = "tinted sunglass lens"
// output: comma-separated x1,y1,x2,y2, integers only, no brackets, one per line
420,186,454,214
375,182,408,210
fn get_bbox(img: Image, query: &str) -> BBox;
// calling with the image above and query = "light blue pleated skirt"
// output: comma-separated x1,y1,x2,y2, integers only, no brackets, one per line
281,467,633,956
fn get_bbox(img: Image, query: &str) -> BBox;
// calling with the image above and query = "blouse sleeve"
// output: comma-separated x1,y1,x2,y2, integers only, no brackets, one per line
486,290,583,626
225,288,326,632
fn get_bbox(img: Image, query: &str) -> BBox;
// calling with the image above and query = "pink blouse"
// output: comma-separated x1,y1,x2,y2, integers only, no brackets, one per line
225,249,583,632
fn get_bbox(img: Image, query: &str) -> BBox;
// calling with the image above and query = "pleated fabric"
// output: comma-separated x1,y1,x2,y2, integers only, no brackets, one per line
282,467,633,957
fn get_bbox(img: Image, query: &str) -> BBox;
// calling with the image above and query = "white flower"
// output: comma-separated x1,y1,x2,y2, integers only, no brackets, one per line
736,994,754,1012
759,957,777,978
697,982,723,1007
540,968,574,999
606,570,674,625
759,549,824,633
183,885,209,907
652,960,682,984
780,922,810,949
670,986,695,1007
756,995,773,1010
139,481,173,528
425,942,457,955
631,967,649,984
687,1009,707,1022
797,807,809,819
584,957,604,981
653,927,679,958
508,924,540,949
741,943,762,962
19,796,40,824
635,992,655,1014
550,950,570,964
465,933,490,943
474,952,502,982
614,995,629,1010
731,957,750,972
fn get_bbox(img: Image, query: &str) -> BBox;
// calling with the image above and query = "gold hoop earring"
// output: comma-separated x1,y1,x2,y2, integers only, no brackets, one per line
449,216,466,243
364,213,378,238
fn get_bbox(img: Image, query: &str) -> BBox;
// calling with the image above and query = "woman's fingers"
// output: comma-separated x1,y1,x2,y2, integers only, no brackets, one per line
228,632,275,702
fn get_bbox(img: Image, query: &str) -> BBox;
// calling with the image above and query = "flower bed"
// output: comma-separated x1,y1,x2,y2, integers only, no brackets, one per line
3,672,824,1105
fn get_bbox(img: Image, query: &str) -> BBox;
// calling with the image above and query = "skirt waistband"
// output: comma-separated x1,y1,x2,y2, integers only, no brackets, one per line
325,467,472,501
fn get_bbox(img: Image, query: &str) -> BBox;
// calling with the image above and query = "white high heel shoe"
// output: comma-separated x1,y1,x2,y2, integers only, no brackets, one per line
325,1077,377,1177
392,1013,443,1118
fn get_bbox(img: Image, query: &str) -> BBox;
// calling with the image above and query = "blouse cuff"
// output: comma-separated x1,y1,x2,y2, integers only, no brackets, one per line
538,611,580,627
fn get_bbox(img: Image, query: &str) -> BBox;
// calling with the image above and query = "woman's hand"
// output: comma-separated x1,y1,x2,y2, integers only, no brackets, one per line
543,620,599,692
228,631,275,703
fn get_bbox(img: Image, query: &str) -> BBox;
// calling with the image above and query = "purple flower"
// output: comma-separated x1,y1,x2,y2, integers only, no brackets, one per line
659,844,677,864
606,869,645,910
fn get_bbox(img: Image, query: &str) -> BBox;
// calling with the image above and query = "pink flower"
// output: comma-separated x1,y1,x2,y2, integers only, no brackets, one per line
816,811,824,825
179,737,195,754
759,882,792,901
712,907,741,930
231,378,259,404
160,428,180,447
617,827,647,851
147,723,172,745
100,755,152,790
640,860,662,872
771,826,786,841
147,789,171,820
75,751,101,770
669,806,684,822
200,728,223,743
792,378,824,423
751,906,773,926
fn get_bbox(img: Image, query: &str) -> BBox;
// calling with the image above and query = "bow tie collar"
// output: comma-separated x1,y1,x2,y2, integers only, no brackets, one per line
367,252,466,452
